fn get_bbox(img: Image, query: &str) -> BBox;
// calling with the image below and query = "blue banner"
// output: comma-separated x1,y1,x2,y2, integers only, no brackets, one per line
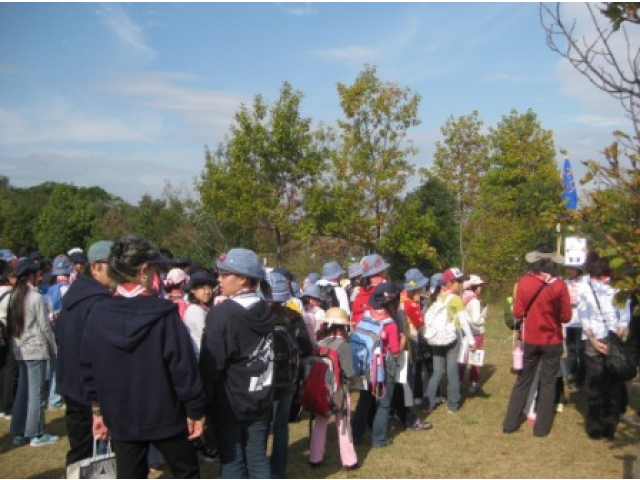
561,158,578,210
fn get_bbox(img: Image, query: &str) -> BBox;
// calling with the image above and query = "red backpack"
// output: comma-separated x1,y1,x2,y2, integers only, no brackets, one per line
300,341,344,417
351,286,375,326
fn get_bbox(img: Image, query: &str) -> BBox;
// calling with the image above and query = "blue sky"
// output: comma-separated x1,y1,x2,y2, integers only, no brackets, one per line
0,2,630,203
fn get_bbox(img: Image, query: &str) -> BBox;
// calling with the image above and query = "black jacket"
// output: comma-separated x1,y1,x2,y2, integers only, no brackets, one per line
56,274,112,405
80,294,205,441
200,296,276,422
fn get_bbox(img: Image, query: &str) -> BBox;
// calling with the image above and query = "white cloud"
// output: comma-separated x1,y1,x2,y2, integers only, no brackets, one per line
98,71,249,142
2,149,203,203
96,3,156,60
277,2,317,17
0,97,157,146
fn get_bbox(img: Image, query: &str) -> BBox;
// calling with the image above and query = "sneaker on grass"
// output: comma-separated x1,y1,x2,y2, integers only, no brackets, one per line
30,434,59,447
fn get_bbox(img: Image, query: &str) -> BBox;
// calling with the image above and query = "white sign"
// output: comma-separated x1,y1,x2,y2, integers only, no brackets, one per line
564,237,588,267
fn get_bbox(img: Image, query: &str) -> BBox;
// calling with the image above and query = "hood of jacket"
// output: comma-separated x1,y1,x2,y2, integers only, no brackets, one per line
224,297,275,336
62,274,112,311
93,295,177,353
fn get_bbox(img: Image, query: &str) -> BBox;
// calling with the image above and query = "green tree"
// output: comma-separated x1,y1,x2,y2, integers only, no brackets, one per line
34,184,97,257
426,111,489,270
198,82,324,263
469,109,565,290
382,176,458,278
302,64,421,252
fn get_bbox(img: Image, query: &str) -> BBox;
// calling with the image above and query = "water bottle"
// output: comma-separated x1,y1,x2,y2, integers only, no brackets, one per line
512,343,524,370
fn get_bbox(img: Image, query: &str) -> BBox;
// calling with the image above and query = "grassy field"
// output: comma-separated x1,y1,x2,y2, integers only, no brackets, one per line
1,306,640,479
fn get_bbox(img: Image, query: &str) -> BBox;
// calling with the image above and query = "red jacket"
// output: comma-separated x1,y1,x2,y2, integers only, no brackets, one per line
403,298,424,329
514,273,571,346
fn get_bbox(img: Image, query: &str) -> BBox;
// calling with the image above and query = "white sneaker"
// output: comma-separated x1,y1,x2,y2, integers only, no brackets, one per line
30,434,59,447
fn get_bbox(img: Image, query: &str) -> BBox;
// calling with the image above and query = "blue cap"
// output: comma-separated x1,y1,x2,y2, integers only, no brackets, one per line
304,272,320,285
87,241,112,264
267,271,291,303
348,262,364,279
51,255,72,276
322,261,345,281
429,273,443,294
216,248,266,280
404,268,429,291
301,283,323,301
360,254,390,278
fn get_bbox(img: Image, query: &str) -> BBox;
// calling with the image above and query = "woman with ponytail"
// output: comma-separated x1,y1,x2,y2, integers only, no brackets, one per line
8,258,58,447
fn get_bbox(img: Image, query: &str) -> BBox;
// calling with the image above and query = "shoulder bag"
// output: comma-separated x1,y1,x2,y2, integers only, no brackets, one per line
588,282,636,382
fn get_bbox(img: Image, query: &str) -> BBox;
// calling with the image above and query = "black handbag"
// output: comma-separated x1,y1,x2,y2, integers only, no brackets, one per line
589,282,637,381
605,331,637,382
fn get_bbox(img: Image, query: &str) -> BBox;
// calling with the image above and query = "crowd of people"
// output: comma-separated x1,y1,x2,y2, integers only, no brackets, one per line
0,236,636,478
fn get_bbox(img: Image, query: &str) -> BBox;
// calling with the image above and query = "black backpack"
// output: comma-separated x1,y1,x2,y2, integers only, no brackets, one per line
317,283,340,311
272,324,300,388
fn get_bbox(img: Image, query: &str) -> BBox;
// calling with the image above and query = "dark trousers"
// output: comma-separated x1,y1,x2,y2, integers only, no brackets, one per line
584,341,622,439
0,349,17,414
111,432,200,479
64,396,93,466
565,327,586,387
503,342,563,437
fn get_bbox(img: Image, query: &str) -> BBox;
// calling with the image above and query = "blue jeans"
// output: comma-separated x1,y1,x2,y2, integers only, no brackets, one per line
426,335,461,411
351,356,397,446
47,359,63,408
217,417,270,479
10,360,47,438
270,386,295,479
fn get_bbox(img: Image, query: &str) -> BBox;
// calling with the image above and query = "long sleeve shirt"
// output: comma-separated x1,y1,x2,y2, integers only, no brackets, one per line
578,279,630,340
513,273,571,346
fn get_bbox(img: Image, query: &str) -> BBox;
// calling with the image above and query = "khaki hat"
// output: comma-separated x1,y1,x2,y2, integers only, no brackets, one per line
321,307,351,327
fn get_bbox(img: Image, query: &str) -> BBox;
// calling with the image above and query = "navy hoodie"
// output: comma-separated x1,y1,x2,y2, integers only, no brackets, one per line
80,295,206,441
56,274,112,405
200,296,276,422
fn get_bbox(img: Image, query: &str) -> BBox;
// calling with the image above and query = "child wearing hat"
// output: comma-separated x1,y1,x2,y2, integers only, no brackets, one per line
301,284,326,341
424,267,476,414
265,271,313,479
351,282,402,448
309,307,359,470
351,254,391,325
459,274,488,394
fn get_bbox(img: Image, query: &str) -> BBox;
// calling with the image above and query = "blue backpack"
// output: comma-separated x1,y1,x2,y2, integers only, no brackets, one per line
349,315,393,398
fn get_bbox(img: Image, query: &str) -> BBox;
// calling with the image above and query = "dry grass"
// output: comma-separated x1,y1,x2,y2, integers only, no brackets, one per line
1,306,639,478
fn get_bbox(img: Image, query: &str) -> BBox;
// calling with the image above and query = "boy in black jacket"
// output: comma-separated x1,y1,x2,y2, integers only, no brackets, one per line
200,249,276,479
56,241,113,467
